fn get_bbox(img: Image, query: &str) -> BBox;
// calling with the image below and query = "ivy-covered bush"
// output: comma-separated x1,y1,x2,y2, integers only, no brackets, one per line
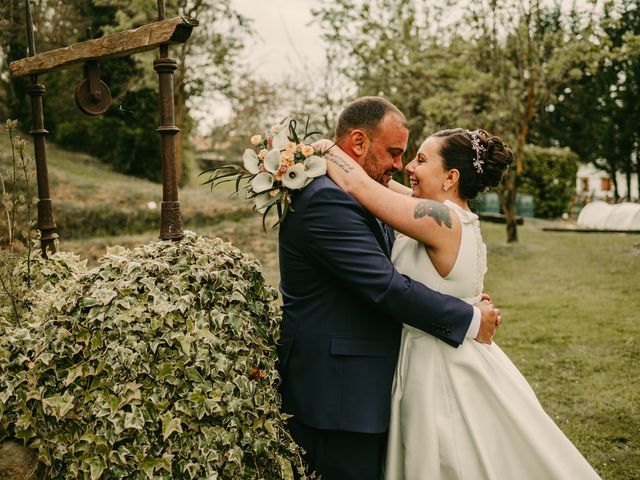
519,145,580,219
0,244,86,329
0,232,310,479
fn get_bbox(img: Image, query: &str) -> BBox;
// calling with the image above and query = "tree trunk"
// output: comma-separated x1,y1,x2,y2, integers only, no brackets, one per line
500,79,535,243
636,147,640,201
610,166,619,202
500,168,519,243
636,143,640,201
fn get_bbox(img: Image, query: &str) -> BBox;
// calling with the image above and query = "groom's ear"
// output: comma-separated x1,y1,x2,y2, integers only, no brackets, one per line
349,129,370,158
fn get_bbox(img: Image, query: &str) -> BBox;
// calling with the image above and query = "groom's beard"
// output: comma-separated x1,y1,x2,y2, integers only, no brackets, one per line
362,147,395,186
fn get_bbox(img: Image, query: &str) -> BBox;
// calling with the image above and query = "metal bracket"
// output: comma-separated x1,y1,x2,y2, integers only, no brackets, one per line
74,61,111,116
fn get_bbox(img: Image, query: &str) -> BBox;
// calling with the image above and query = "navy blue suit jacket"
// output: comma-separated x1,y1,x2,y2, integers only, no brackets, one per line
278,176,473,433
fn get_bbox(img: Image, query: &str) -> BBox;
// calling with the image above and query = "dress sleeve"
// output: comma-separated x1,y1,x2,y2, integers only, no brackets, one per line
301,187,473,347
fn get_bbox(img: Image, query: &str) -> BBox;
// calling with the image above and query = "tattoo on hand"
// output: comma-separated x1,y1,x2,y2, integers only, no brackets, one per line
325,151,354,173
414,200,453,228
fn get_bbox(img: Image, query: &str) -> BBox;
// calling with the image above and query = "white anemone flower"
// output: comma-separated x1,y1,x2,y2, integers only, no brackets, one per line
271,123,289,150
254,192,271,213
264,149,282,173
251,172,274,193
242,149,260,174
303,155,327,178
282,163,309,190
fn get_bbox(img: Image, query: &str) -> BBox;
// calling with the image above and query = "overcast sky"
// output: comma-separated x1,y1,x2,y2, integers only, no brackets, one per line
232,0,326,80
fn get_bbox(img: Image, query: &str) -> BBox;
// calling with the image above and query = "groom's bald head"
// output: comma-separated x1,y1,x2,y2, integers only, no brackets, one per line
334,96,406,142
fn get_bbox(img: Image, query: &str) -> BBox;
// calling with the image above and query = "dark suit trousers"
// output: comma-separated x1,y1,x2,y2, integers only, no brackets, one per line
288,418,387,480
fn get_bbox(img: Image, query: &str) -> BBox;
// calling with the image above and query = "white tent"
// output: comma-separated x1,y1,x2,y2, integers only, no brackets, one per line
577,201,640,230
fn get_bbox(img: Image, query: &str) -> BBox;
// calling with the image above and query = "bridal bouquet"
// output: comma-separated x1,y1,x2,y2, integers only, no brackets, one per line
203,118,327,229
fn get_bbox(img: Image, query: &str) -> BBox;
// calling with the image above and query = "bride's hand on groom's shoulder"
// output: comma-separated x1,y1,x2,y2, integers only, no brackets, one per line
474,300,501,345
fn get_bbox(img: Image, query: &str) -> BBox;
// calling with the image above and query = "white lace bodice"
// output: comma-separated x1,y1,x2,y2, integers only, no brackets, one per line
391,200,487,305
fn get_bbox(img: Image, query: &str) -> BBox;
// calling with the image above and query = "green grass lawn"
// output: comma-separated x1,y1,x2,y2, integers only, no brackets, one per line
3,132,638,478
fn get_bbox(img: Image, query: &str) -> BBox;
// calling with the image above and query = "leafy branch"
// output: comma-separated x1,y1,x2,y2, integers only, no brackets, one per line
0,119,36,324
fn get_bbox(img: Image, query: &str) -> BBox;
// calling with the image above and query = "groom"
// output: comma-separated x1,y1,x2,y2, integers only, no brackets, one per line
278,96,500,479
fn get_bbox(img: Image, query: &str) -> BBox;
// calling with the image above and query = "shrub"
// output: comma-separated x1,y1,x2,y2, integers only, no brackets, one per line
519,145,579,219
0,247,86,328
0,232,310,479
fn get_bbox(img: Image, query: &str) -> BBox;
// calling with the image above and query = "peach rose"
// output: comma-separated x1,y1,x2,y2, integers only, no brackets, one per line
285,141,297,153
282,150,295,162
250,134,263,145
301,145,315,157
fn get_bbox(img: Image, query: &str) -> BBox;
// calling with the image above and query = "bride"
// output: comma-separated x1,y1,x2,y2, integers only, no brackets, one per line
321,128,601,479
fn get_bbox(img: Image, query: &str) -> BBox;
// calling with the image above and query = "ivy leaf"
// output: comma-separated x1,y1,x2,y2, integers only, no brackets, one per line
86,457,105,480
80,297,100,308
42,393,74,419
161,413,183,441
124,405,145,431
94,288,117,306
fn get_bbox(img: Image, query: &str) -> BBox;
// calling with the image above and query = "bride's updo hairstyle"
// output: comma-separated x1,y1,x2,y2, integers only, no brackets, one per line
432,128,513,200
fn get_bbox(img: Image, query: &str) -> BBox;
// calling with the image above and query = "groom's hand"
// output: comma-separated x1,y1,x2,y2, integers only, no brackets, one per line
474,300,501,344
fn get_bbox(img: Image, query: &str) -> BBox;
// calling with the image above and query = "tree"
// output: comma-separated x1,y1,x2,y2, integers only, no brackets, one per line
1,0,104,122
462,0,600,241
533,0,640,201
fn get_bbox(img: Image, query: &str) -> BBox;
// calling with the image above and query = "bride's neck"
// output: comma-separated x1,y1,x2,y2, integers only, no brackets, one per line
448,196,470,211
438,191,470,211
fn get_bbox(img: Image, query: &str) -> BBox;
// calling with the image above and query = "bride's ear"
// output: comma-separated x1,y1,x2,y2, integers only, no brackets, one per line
447,168,460,189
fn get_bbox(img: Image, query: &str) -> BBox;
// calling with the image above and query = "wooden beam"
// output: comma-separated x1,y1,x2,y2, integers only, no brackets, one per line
10,16,198,78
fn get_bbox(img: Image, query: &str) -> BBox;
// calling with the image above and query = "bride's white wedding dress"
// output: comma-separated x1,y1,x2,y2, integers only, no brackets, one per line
385,200,600,479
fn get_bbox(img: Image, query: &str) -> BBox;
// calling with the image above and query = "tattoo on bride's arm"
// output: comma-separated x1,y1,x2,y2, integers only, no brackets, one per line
414,200,453,228
324,151,354,173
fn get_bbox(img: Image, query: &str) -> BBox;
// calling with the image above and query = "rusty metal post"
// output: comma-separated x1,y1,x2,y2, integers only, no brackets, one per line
25,0,57,256
154,0,183,240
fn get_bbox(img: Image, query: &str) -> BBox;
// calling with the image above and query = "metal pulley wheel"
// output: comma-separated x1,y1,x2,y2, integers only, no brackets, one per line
74,61,111,116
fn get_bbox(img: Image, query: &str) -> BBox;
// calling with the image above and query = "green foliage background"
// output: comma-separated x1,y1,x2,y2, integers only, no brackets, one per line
519,146,580,219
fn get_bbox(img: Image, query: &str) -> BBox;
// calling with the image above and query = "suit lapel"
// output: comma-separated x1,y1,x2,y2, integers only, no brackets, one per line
368,214,391,258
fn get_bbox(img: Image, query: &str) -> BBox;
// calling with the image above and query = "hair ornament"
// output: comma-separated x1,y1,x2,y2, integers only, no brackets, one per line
466,130,485,174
